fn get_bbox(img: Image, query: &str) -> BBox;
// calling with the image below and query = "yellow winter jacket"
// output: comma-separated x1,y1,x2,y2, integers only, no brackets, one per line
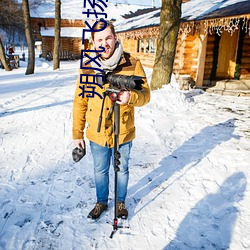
72,52,150,148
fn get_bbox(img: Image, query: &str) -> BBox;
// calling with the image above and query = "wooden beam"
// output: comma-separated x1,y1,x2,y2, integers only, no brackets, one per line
195,33,208,87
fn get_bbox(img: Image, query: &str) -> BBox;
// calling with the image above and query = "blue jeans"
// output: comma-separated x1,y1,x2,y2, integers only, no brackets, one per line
90,141,132,205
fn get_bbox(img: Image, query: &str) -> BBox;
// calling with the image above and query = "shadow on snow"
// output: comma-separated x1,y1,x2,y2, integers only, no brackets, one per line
128,118,239,213
164,172,247,249
0,100,73,117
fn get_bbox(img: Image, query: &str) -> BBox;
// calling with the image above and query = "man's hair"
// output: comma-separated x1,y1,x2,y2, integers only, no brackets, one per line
91,20,116,41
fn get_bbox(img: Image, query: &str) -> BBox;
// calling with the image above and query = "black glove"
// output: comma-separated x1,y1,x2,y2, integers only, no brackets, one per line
72,146,86,162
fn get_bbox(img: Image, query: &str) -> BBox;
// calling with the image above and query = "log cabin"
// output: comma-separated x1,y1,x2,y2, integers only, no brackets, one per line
115,0,250,93
30,0,250,94
31,18,88,60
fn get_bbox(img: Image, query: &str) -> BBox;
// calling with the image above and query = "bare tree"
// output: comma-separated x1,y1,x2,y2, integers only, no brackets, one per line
53,0,61,70
0,0,23,71
22,0,35,75
0,0,24,36
0,37,11,71
151,0,182,90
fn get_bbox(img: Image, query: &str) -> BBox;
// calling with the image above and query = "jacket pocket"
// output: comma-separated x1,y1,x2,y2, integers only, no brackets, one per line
120,106,135,134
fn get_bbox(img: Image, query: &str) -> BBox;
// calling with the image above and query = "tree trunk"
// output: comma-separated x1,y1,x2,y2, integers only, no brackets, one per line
22,0,35,75
0,37,11,71
53,0,61,70
151,0,182,90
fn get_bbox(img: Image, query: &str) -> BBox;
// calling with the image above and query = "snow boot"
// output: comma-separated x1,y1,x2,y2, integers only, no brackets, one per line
87,202,108,220
117,202,128,219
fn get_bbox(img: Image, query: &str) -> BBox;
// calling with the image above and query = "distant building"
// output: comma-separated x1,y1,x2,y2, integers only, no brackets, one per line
31,18,86,60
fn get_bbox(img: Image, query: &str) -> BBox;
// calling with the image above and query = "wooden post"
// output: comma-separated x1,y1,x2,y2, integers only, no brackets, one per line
139,39,142,53
144,38,146,54
195,32,207,87
149,39,152,53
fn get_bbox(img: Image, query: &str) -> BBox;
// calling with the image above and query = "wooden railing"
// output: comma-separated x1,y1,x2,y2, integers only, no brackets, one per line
46,51,76,61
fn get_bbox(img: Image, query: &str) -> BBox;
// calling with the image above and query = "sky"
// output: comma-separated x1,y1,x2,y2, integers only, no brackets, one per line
0,48,249,249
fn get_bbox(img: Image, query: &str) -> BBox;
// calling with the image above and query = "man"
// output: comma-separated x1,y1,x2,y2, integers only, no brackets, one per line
8,46,14,54
72,20,150,220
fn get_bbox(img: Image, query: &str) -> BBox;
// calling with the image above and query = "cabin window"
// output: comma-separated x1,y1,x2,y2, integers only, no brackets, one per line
137,38,145,53
150,38,155,53
137,38,156,54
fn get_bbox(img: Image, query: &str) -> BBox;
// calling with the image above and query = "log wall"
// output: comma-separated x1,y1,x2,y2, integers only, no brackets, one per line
177,35,198,80
120,38,156,68
41,37,84,59
173,34,185,77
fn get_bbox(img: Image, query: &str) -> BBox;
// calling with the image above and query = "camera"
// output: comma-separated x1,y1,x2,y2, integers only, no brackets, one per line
96,71,145,132
97,71,144,90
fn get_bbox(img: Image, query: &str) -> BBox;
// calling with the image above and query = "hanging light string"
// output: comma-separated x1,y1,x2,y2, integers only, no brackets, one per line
179,15,250,37
117,15,250,40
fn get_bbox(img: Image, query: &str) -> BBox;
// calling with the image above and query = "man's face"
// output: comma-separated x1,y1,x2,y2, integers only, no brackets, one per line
93,26,117,60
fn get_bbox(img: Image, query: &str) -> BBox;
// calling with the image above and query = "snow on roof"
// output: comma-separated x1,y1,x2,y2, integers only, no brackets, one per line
115,0,250,33
182,0,250,21
40,27,87,38
114,8,160,33
109,0,161,7
35,41,42,45
30,1,151,21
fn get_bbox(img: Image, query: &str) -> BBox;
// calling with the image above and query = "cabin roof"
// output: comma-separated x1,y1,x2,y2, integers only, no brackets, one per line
115,0,250,33
40,27,87,38
182,0,250,21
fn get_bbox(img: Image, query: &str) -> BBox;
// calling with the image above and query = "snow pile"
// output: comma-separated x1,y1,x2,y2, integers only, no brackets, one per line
146,82,193,113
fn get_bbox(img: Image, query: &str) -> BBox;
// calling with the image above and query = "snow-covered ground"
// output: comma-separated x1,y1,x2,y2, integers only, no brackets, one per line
0,49,250,250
